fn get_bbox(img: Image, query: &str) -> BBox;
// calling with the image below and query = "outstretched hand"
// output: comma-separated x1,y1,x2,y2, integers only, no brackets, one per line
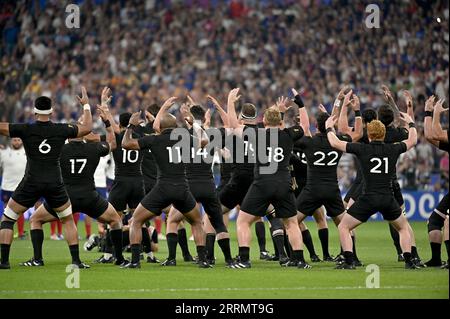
161,96,177,110
276,96,291,113
434,98,448,114
101,87,112,107
425,96,435,112
325,115,337,129
129,112,144,126
228,88,241,105
76,86,89,105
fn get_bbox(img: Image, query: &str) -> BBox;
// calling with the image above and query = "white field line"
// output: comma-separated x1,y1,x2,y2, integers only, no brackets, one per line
0,285,448,295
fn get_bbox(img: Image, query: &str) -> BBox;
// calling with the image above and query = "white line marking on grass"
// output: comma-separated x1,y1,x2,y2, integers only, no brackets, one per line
1,285,448,295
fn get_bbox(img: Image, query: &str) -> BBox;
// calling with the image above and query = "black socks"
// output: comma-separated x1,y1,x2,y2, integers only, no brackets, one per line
217,238,233,262
131,244,141,264
167,233,178,260
69,244,81,264
301,229,316,257
110,229,124,262
206,233,216,260
239,247,250,262
31,229,44,260
255,222,266,252
389,224,402,255
318,228,330,258
1,244,10,264
177,228,191,257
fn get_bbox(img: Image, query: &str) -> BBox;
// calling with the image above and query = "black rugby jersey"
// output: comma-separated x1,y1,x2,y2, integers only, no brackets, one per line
138,128,188,183
112,131,144,181
60,140,110,191
135,124,157,181
9,121,78,183
297,133,351,187
346,141,407,195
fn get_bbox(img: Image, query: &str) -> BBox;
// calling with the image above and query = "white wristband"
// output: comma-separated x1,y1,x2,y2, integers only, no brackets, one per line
83,104,91,111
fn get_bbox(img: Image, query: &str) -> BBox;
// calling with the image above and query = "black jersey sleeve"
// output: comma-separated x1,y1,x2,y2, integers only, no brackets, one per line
346,142,363,155
96,141,110,157
285,126,304,142
295,135,311,149
438,141,449,153
393,142,408,155
138,135,157,150
398,127,409,141
8,123,27,138
62,123,79,138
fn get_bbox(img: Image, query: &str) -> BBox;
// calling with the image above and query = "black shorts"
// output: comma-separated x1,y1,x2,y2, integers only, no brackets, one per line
141,181,196,216
392,180,404,207
109,178,145,212
344,182,363,203
294,181,306,198
435,192,449,216
45,188,109,219
216,177,231,195
241,179,297,219
12,178,69,209
189,180,227,234
144,177,157,194
347,193,402,223
219,173,253,210
296,186,345,218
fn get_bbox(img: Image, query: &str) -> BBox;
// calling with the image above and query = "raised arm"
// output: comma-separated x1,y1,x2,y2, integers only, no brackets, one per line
97,105,117,151
101,87,120,134
291,88,311,137
432,99,449,142
400,112,418,151
381,84,400,119
153,96,177,133
403,90,415,120
423,96,439,146
122,112,143,150
337,90,353,135
227,88,244,138
345,93,363,141
207,95,229,127
75,86,93,137
325,115,347,152
0,123,9,137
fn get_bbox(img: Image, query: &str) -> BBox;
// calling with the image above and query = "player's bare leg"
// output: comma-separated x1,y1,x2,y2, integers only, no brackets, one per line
336,213,361,269
282,215,311,269
389,215,419,269
125,203,157,268
233,210,260,268
298,221,320,262
97,204,127,266
182,206,210,268
164,206,186,264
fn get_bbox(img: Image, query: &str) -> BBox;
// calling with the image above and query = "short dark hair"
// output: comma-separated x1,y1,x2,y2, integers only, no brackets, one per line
378,105,394,126
34,96,52,111
316,112,330,133
119,112,132,127
190,105,206,121
362,108,377,124
147,104,160,117
241,103,257,119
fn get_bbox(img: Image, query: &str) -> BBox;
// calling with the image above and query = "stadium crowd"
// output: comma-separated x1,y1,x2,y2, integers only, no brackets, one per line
1,0,449,191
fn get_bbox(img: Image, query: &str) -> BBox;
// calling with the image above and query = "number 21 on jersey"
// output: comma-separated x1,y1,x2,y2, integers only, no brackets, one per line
370,157,389,174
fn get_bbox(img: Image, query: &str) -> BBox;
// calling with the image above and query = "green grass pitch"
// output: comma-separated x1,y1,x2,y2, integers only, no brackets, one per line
0,221,448,299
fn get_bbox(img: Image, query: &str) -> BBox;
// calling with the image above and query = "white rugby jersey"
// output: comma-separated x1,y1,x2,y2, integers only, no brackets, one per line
94,154,110,188
0,146,27,191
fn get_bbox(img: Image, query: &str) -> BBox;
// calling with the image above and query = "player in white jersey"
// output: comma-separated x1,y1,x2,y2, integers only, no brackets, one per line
0,138,27,239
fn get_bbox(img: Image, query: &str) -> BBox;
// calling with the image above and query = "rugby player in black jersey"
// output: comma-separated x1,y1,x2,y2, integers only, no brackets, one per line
326,112,420,269
295,89,363,267
424,96,449,269
121,97,210,268
227,88,310,269
0,87,93,269
163,102,233,267
20,103,128,267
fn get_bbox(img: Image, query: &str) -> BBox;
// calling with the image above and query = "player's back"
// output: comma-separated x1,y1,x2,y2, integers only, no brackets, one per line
186,127,215,181
348,141,406,195
60,141,110,191
135,124,157,180
8,121,78,183
300,133,350,187
138,128,187,183
253,126,303,181
112,131,143,180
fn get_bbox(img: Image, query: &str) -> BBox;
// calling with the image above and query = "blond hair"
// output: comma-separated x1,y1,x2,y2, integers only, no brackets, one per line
264,107,282,126
367,120,386,141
